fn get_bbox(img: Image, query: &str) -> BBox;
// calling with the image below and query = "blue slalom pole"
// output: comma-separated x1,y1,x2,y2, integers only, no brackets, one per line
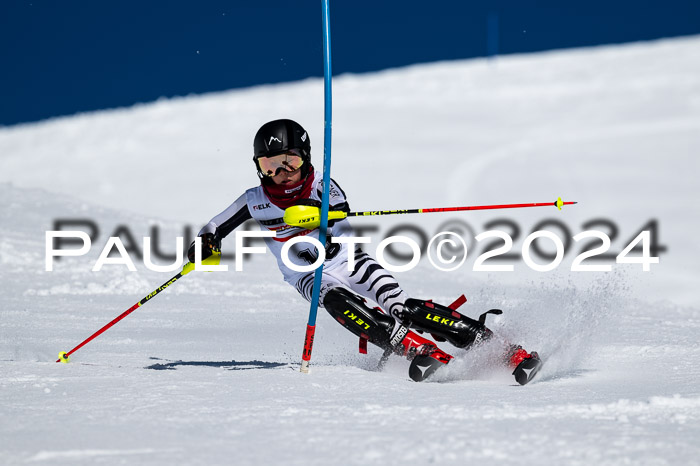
301,0,333,373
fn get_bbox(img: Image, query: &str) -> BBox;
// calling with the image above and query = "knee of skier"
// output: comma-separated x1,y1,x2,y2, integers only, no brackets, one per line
318,282,342,308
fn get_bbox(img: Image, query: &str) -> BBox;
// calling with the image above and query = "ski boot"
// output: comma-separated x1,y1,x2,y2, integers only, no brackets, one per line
323,288,453,382
508,345,542,385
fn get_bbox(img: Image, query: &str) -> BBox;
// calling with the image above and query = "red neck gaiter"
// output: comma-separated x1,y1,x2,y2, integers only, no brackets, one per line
262,170,316,210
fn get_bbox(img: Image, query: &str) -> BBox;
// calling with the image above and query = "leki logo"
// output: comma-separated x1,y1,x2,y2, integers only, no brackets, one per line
343,309,370,330
426,314,455,327
301,132,307,142
268,136,282,145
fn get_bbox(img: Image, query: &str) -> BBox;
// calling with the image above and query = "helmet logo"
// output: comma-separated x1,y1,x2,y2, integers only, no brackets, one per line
268,136,282,145
301,132,307,142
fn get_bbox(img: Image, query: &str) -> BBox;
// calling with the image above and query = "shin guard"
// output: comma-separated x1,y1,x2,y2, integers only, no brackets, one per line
402,298,494,349
323,287,399,351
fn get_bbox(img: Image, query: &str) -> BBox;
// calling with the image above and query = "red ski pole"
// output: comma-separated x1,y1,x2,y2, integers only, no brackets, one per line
284,197,577,229
56,260,199,363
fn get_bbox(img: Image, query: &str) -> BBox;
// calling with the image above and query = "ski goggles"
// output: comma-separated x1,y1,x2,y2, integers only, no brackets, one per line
257,150,305,177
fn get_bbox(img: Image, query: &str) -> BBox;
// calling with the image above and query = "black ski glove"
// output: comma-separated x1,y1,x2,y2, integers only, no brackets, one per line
187,232,221,263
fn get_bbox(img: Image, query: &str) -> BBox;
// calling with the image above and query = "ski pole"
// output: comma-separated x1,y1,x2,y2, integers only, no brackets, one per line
56,254,217,363
284,197,577,229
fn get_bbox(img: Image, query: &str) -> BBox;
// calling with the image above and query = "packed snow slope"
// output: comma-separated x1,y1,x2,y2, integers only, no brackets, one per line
1,36,699,465
2,36,699,306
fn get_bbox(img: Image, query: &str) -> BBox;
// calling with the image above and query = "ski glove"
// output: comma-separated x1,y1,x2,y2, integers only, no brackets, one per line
187,232,221,263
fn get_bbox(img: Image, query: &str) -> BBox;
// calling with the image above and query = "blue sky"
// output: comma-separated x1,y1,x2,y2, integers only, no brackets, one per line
1,0,698,126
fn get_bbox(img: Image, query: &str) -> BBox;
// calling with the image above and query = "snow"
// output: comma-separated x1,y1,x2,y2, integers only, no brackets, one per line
1,36,699,465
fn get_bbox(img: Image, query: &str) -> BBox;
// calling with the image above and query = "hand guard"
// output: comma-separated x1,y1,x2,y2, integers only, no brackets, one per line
290,199,341,258
187,232,221,263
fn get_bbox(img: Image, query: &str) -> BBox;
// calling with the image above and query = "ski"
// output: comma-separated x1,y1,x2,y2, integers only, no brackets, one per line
512,352,543,385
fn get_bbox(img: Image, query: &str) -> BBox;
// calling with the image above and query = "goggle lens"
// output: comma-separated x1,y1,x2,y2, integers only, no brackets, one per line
258,152,304,177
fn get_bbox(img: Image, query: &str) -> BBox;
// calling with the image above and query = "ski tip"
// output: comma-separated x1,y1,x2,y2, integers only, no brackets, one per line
512,354,542,385
58,351,70,364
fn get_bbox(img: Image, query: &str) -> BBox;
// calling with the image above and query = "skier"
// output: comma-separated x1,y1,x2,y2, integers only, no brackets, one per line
189,119,542,384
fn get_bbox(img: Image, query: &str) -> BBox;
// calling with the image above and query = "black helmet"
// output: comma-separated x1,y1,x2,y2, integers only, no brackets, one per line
253,119,311,179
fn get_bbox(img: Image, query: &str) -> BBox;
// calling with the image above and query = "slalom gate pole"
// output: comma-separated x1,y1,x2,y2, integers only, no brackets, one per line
300,0,333,374
56,261,197,363
284,198,577,229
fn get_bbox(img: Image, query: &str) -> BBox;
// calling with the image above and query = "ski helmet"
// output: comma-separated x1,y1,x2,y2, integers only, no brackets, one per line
253,119,311,179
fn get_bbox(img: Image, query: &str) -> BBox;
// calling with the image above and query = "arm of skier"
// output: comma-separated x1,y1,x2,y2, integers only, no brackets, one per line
187,193,252,262
296,177,350,221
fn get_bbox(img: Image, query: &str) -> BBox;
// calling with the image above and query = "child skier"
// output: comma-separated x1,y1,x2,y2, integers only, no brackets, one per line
189,119,542,384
